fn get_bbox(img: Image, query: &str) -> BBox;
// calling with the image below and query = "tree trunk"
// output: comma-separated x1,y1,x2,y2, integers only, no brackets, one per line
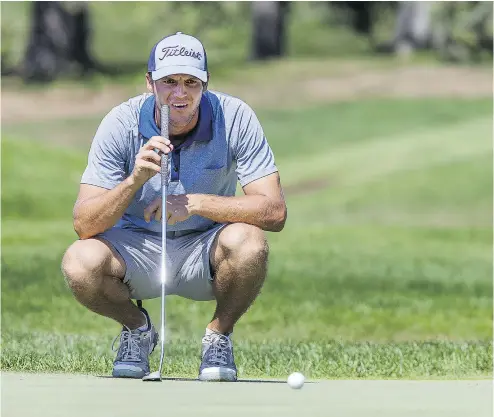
71,3,97,74
22,1,97,83
393,1,432,52
251,2,290,60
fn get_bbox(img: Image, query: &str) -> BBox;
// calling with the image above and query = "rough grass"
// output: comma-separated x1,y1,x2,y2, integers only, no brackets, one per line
3,330,491,379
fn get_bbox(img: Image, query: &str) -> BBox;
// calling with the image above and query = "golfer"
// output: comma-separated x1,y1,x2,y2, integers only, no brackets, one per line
61,32,287,381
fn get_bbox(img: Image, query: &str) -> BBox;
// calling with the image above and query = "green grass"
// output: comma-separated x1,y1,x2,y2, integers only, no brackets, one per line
3,330,491,379
2,97,491,154
1,97,492,378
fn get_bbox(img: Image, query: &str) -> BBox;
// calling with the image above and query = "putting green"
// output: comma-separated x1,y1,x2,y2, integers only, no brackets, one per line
1,372,491,417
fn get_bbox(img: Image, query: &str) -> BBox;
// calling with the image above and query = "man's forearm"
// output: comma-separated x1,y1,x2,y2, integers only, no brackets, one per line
190,194,287,232
74,177,142,239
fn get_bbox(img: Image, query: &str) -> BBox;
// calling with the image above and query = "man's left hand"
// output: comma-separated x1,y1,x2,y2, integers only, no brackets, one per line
144,194,195,225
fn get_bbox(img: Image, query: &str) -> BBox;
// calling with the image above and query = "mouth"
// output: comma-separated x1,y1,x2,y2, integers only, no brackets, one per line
171,103,188,110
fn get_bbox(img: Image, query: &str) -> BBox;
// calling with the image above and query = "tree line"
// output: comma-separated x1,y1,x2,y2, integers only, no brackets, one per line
5,1,492,83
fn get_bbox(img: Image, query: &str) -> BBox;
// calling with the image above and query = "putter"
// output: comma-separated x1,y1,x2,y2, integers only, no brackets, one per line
143,104,170,382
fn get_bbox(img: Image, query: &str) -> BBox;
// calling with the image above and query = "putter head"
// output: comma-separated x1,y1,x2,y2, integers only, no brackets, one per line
142,371,162,382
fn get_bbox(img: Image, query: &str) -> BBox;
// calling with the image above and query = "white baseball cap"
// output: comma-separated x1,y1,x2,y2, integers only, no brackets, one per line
147,32,208,82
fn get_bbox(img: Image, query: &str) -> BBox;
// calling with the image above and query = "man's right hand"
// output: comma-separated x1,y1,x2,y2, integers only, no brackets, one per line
131,136,174,186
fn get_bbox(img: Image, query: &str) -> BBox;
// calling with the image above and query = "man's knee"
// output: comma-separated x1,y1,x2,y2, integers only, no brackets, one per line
216,223,269,263
61,239,119,294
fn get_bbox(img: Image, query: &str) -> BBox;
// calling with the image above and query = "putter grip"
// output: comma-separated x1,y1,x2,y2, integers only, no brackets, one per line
160,105,170,183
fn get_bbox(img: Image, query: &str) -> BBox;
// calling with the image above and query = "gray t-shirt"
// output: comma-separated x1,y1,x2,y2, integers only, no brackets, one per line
81,90,278,234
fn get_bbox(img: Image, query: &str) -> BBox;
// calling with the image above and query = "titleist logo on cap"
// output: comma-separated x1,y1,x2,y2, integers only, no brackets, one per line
159,45,202,61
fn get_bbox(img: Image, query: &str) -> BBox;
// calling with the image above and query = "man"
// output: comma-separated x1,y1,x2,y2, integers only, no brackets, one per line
61,32,287,382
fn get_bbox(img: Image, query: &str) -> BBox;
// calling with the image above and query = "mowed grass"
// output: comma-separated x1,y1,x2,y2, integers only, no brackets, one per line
1,97,492,379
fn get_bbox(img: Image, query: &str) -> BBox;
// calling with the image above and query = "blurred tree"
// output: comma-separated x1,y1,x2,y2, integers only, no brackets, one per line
374,1,492,62
167,2,229,37
430,1,493,62
328,1,398,50
21,1,99,82
336,2,376,36
251,1,290,60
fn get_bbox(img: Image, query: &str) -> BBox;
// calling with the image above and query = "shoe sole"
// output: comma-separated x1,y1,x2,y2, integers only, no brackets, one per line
199,367,237,382
112,364,147,379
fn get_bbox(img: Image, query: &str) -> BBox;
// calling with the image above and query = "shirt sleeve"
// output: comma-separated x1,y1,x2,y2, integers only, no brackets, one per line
234,104,278,187
80,108,130,190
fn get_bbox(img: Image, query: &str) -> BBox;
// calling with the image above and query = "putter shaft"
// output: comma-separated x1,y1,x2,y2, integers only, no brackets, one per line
157,104,170,378
145,104,169,381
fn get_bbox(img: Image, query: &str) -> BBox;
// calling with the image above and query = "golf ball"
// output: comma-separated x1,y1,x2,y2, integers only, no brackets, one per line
287,372,305,389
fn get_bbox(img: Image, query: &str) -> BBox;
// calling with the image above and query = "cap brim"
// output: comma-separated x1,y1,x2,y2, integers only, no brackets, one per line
151,66,207,82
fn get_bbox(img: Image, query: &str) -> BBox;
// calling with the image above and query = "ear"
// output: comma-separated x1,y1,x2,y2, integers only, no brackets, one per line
145,72,154,93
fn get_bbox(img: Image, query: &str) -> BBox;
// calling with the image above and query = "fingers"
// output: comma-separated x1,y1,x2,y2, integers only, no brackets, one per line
138,149,161,163
136,159,160,174
132,136,173,185
155,204,162,222
143,136,173,155
144,198,161,222
167,207,177,225
144,199,172,223
144,195,189,224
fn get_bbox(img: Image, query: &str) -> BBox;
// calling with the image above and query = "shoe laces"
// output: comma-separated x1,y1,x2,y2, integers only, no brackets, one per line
112,327,141,362
202,333,230,366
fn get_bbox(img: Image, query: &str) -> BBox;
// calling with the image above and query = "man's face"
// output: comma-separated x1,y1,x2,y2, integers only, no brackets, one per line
147,73,204,131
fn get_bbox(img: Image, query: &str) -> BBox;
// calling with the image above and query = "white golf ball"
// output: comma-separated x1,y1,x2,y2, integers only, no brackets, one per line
287,372,305,389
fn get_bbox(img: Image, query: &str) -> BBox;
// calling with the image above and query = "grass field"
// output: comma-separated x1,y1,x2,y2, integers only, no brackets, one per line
1,95,492,379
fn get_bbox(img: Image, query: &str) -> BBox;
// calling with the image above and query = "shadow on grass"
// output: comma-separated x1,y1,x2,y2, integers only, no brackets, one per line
95,375,313,384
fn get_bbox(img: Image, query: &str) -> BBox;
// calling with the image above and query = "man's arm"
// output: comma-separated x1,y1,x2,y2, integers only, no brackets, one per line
73,179,142,240
75,134,173,240
188,172,287,232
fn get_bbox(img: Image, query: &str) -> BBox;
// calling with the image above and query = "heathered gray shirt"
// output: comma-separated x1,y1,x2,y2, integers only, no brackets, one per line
81,91,278,235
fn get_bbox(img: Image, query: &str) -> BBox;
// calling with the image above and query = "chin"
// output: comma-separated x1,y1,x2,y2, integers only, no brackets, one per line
170,119,190,128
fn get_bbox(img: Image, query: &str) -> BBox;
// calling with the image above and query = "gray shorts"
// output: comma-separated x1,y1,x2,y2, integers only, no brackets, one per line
97,224,226,301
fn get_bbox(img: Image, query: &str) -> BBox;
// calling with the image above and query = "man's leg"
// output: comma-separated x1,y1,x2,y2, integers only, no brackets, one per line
208,223,269,334
61,238,146,329
197,222,268,381
62,235,160,378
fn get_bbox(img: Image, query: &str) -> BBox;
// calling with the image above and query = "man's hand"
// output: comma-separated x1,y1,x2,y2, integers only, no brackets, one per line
144,194,197,225
131,136,174,186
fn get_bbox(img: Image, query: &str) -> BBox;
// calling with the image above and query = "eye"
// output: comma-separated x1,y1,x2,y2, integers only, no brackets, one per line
164,78,176,85
185,79,199,86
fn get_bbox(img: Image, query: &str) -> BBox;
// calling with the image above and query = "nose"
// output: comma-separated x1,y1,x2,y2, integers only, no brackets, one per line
172,82,186,98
